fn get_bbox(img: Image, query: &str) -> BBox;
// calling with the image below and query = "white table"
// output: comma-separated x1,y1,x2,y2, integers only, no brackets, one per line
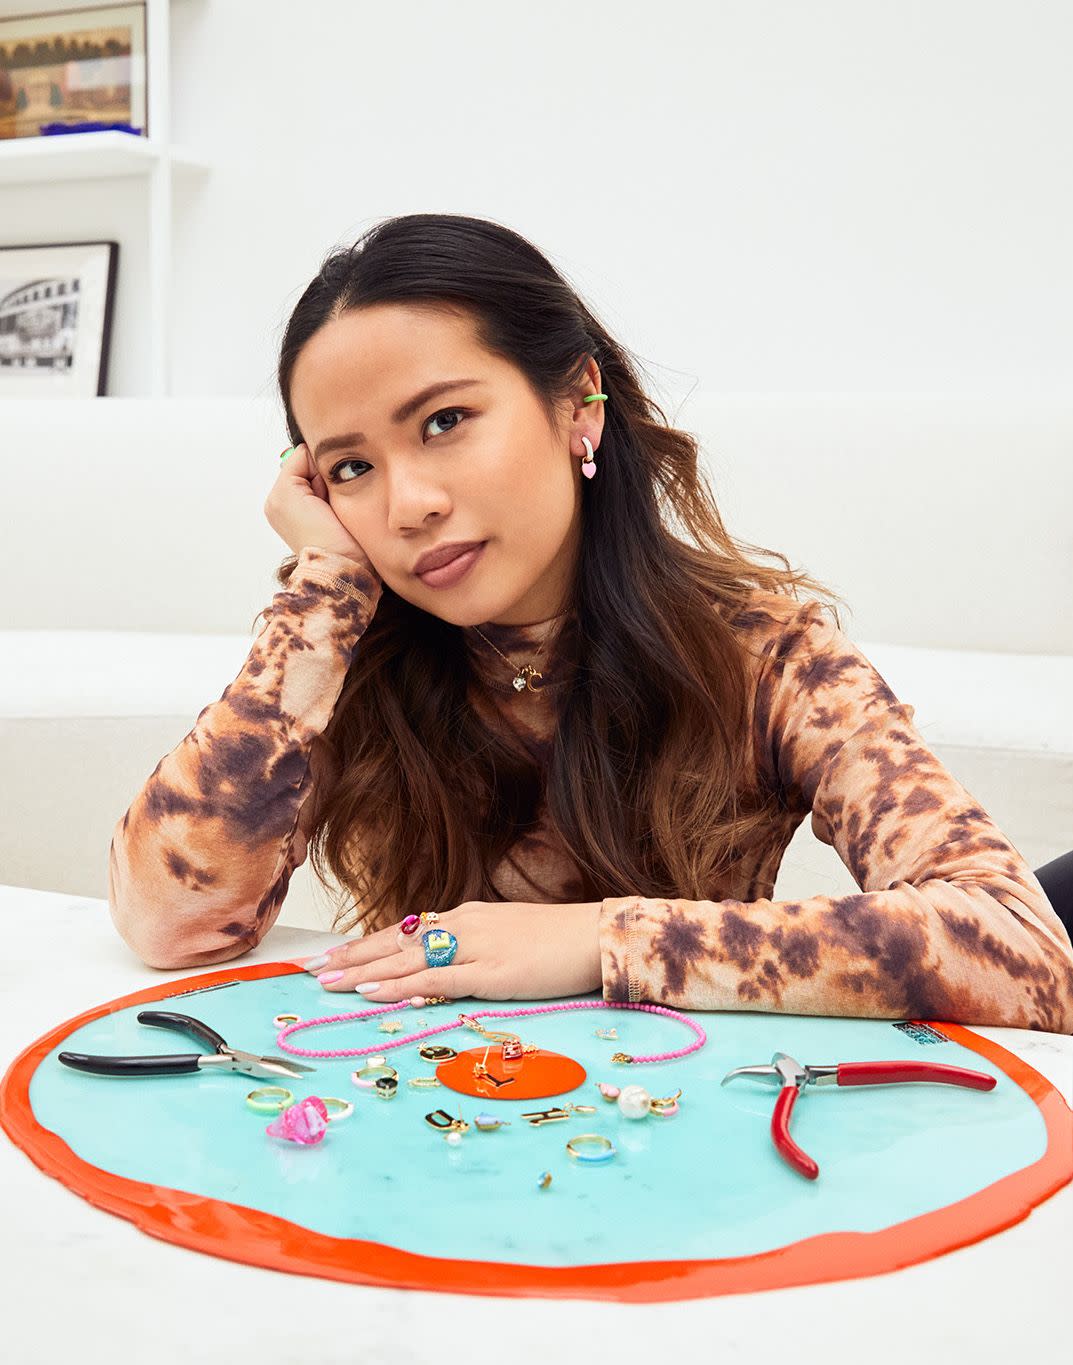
1,883,1069,1364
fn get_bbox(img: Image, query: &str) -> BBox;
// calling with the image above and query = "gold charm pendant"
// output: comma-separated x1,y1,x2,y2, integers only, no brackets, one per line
512,665,544,693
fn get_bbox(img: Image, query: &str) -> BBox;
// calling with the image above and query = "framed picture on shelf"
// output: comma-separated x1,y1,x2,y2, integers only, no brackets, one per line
0,3,147,142
0,239,119,397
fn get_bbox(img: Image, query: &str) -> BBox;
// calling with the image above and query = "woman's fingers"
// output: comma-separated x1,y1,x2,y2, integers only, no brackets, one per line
298,924,404,974
315,943,429,992
336,968,468,1005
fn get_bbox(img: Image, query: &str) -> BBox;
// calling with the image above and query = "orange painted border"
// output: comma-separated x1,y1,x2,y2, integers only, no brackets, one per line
1,961,1069,1303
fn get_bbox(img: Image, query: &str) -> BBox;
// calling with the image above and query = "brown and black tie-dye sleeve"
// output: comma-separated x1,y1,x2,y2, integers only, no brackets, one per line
598,600,1073,1033
107,546,380,969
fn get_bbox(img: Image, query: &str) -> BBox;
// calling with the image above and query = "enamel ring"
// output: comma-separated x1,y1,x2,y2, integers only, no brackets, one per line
352,1063,398,1090
565,1133,617,1163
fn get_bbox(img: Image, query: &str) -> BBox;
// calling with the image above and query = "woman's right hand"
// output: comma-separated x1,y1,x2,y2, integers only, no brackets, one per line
264,442,375,568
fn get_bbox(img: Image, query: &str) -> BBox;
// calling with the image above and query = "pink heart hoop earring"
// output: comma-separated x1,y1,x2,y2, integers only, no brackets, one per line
579,390,607,479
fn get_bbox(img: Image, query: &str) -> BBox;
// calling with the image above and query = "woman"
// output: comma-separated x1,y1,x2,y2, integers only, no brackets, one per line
108,213,1073,1033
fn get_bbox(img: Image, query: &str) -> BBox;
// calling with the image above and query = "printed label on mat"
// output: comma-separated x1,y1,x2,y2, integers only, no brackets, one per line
892,1021,947,1045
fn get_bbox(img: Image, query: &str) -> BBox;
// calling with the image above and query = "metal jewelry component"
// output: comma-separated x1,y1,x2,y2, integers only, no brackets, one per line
458,1015,536,1054
520,1104,597,1126
418,1044,457,1062
566,1134,617,1163
273,1013,301,1029
407,1076,442,1088
648,1089,683,1116
594,1027,618,1040
245,1086,294,1114
378,1019,404,1034
351,1063,399,1091
425,1109,470,1134
374,1076,398,1099
537,1171,553,1189
470,628,550,694
321,1097,355,1121
419,911,440,927
473,1045,517,1088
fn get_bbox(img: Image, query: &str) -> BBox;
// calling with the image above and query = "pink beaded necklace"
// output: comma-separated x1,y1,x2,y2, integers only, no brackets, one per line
276,998,708,1064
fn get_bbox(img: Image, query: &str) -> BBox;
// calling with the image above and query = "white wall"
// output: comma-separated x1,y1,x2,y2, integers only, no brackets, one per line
2,0,1068,405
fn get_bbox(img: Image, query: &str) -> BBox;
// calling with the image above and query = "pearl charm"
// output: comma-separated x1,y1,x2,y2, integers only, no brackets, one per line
616,1084,653,1119
445,1130,463,1145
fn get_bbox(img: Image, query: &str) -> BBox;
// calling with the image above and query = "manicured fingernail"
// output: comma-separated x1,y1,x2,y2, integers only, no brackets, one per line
354,981,382,995
317,970,345,985
302,954,329,971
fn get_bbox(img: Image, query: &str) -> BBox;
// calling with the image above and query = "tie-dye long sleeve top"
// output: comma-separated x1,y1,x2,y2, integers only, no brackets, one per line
108,545,1073,1033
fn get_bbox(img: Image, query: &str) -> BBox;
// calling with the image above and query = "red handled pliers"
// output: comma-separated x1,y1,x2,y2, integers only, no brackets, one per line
721,1050,997,1180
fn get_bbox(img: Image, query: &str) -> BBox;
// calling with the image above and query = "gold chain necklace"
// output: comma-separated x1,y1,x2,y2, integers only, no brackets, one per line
470,626,549,694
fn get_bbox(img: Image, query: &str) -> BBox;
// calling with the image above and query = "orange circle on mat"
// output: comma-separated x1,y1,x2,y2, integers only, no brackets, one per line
434,1046,587,1099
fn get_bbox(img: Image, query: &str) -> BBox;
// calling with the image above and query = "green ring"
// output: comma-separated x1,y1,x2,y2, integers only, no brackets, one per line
279,446,295,462
583,394,608,403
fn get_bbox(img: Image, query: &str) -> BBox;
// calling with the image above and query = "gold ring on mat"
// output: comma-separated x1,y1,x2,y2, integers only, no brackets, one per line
246,1086,294,1113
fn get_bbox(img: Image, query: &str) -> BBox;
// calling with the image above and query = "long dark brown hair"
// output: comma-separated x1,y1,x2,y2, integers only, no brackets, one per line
259,213,846,934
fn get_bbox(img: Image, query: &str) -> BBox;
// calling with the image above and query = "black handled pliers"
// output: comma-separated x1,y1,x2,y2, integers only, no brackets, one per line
57,1010,316,1080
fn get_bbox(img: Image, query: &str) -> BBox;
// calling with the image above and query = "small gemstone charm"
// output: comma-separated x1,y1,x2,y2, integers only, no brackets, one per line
512,674,527,691
597,1082,621,1101
399,914,421,935
581,459,597,478
537,1171,553,1189
474,1112,511,1131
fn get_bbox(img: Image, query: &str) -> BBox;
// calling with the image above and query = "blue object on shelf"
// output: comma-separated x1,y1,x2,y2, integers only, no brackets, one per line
38,122,144,137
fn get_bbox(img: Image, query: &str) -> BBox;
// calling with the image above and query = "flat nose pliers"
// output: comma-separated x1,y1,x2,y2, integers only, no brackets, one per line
721,1050,997,1180
57,1010,316,1080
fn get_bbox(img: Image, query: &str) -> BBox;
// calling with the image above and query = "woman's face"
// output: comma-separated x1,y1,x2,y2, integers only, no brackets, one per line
289,303,603,626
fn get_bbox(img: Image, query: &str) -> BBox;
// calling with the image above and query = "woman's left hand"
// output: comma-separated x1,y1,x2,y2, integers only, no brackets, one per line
297,900,605,1003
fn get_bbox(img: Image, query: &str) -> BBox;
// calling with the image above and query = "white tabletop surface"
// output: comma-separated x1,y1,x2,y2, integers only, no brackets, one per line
1,883,1069,1364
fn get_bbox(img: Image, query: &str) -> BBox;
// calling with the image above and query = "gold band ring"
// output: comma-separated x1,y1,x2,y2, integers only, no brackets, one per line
565,1133,617,1162
351,1063,399,1090
246,1086,294,1113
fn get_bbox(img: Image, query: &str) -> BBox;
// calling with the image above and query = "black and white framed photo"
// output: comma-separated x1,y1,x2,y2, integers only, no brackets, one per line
0,3,147,141
0,239,119,396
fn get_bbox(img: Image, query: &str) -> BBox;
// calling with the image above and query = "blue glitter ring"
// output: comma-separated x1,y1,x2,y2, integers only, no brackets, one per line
422,928,459,968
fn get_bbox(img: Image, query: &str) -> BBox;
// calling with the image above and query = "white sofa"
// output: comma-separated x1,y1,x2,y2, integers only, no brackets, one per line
2,395,1070,932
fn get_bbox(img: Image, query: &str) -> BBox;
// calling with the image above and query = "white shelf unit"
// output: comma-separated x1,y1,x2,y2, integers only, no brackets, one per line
0,0,209,395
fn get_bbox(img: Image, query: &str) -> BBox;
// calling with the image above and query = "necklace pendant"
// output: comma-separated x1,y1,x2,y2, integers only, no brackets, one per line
512,665,543,693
